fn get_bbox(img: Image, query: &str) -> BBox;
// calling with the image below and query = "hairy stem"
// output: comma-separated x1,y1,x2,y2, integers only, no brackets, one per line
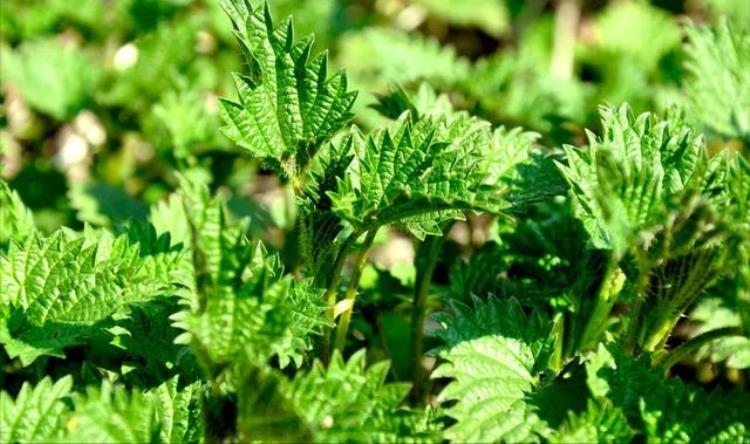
550,0,580,80
321,229,363,363
641,255,714,353
655,327,744,371
578,257,625,351
333,229,378,352
623,265,652,355
410,233,446,402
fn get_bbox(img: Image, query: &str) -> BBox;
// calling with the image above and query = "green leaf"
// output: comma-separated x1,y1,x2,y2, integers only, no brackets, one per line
0,179,34,247
110,300,195,381
704,0,750,28
169,176,326,372
0,39,100,120
102,17,202,112
558,104,707,253
0,224,186,365
586,346,750,442
0,0,105,40
329,114,531,238
65,382,160,443
551,399,634,444
238,350,438,442
690,297,750,369
297,133,354,283
447,244,508,304
432,296,553,442
150,377,203,443
0,376,73,443
237,367,313,442
219,0,356,177
684,19,750,142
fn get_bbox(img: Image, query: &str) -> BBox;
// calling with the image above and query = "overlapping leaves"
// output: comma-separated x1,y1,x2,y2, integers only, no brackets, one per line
0,376,202,443
0,224,186,365
238,350,437,443
586,346,750,442
219,0,357,177
167,176,326,372
558,104,709,254
329,114,534,238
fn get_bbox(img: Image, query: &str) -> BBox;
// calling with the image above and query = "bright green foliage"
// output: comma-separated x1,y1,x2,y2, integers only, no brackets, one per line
103,17,205,113
559,104,747,353
265,0,337,49
220,0,357,177
239,350,436,443
149,377,204,443
110,300,192,382
329,114,531,238
1,376,203,443
66,382,159,443
463,49,587,135
284,350,419,442
587,346,750,442
704,0,750,28
169,177,326,372
0,376,73,443
0,225,185,365
433,297,553,442
2,1,749,442
371,83,456,122
684,19,750,142
551,400,634,443
296,134,354,281
0,179,34,246
690,297,750,369
558,104,708,253
0,39,100,120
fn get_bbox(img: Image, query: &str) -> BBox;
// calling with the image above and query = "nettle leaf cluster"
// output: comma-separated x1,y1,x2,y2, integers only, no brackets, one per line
1,1,749,443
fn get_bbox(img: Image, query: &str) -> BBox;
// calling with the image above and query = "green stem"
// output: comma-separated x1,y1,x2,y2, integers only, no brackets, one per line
655,327,744,371
641,257,714,353
578,257,625,351
623,266,652,355
321,230,363,364
410,233,446,402
333,229,377,352
550,313,566,374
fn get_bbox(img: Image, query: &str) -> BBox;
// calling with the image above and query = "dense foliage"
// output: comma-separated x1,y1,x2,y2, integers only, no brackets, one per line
1,0,749,442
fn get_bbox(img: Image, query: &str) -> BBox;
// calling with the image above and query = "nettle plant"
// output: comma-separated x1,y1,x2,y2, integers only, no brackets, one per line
1,1,749,443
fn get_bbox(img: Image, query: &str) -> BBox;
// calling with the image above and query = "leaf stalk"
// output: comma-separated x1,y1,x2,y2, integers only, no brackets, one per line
321,229,364,363
333,229,378,352
409,233,446,401
655,326,744,371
